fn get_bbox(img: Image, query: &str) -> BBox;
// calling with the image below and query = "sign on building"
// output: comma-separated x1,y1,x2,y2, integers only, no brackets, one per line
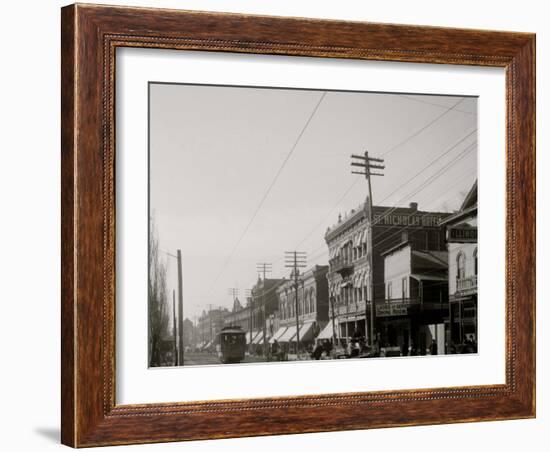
448,226,477,243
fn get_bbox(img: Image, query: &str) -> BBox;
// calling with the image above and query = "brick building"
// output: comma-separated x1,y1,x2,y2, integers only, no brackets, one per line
273,265,329,354
325,200,450,346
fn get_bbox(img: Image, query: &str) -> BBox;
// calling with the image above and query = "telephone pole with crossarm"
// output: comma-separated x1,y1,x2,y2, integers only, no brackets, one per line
351,151,385,347
284,251,307,358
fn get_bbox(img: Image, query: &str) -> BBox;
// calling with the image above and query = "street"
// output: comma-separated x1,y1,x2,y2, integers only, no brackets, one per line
183,352,269,366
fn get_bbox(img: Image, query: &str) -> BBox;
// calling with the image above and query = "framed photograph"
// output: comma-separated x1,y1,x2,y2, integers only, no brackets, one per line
61,3,535,447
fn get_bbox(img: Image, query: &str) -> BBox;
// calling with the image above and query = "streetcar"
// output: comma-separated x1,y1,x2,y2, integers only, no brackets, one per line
216,326,247,364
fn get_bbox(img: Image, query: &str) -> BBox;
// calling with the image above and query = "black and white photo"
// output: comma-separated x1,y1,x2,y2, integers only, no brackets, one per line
147,83,478,367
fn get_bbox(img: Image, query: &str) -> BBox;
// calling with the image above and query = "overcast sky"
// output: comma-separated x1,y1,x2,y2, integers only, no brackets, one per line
149,83,477,322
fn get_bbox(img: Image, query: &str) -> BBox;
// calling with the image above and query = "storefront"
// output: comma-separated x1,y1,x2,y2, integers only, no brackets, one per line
447,294,478,351
337,315,366,346
441,180,478,352
376,305,447,356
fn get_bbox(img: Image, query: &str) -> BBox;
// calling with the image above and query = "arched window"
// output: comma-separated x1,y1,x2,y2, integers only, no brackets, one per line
457,252,466,280
473,248,478,276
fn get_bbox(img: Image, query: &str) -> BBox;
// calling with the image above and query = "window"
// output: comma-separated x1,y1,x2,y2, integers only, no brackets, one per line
401,277,407,299
457,252,466,280
387,282,393,300
473,247,478,276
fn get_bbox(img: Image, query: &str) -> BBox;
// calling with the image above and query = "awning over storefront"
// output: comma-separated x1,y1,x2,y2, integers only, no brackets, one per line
317,322,334,340
410,273,447,282
248,330,261,344
269,327,288,343
252,330,264,345
338,314,366,323
298,321,316,342
450,294,477,302
252,331,266,345
278,325,297,343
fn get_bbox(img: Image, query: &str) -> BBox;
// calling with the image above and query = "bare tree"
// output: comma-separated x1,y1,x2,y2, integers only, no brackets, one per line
148,217,170,367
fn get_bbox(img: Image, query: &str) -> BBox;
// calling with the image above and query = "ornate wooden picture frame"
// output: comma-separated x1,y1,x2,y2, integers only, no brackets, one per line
61,3,535,447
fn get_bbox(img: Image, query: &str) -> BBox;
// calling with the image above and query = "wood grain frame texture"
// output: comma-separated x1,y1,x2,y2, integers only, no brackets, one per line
61,3,536,447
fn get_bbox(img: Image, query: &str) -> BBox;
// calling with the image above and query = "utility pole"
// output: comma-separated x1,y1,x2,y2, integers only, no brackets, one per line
162,249,185,363
256,263,272,357
330,292,337,346
351,151,385,347
245,289,253,350
172,289,178,366
227,287,239,315
207,304,213,343
285,252,306,358
176,249,184,364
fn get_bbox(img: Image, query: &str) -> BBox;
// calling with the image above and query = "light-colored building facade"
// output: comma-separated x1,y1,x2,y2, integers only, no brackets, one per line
381,242,448,355
441,181,478,350
224,297,250,330
197,307,229,349
224,296,252,340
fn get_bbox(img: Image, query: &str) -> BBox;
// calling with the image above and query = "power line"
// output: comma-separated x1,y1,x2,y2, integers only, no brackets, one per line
289,97,471,253
228,160,476,307
370,146,476,251
210,96,472,300
381,97,465,158
302,143,476,262
294,176,361,249
372,130,477,226
285,251,307,354
275,134,477,276
372,140,476,228
398,95,474,115
208,91,327,293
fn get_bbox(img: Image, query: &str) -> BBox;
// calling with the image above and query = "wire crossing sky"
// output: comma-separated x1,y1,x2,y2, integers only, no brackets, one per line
149,84,477,320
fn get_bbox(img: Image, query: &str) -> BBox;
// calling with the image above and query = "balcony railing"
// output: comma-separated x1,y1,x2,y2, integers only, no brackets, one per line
457,275,477,293
330,257,354,276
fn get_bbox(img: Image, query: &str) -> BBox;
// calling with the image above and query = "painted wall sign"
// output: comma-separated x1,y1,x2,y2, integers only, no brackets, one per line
448,226,478,243
376,302,409,317
373,214,444,228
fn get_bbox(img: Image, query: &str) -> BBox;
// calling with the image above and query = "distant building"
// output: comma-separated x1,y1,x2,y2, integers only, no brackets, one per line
249,277,285,355
181,318,196,349
197,307,229,348
441,181,478,350
274,265,329,353
325,200,450,346
224,297,251,331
